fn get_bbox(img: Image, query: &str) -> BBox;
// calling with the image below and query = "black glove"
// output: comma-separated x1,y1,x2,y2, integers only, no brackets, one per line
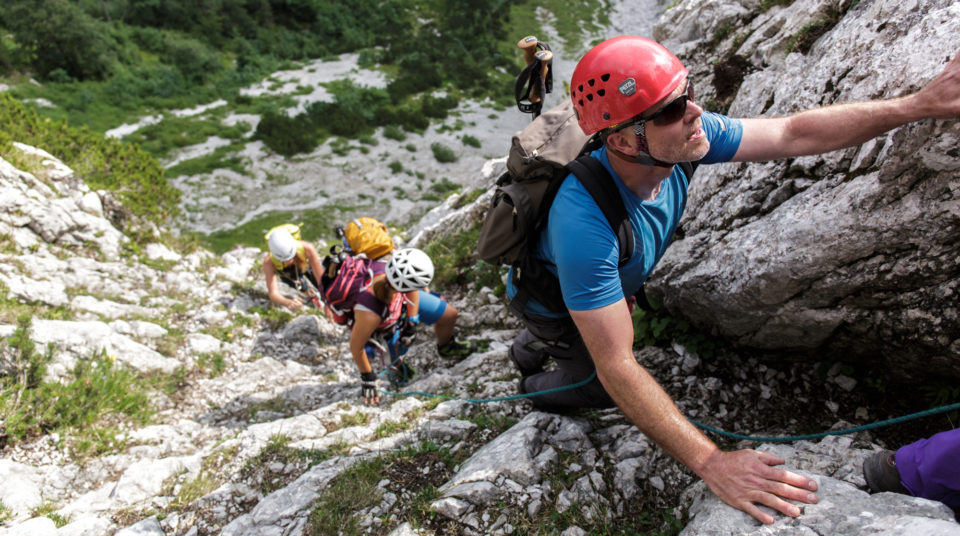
360,372,378,403
399,317,418,347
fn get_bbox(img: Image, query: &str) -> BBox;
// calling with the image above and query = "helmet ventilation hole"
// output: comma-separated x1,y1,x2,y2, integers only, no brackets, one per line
586,94,593,101
601,73,610,82
597,89,605,97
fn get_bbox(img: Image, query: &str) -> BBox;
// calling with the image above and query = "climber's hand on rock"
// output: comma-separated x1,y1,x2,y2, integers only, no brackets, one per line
700,449,818,525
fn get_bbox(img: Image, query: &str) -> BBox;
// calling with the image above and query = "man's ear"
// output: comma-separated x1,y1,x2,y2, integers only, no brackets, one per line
604,129,635,155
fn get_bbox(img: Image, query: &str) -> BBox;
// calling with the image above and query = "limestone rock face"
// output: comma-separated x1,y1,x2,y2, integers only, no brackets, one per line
643,0,960,380
3,3,960,535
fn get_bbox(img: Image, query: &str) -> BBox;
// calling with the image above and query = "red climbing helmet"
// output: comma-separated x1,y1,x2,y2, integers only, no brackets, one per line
570,36,689,135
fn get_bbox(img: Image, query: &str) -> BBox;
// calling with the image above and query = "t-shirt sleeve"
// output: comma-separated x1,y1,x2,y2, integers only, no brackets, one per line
699,112,743,164
546,180,624,311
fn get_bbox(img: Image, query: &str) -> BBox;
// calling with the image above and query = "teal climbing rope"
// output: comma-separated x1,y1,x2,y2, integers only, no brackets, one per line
379,370,599,403
690,401,960,443
376,356,960,443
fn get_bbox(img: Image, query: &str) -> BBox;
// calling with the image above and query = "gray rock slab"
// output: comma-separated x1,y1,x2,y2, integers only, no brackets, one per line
114,516,164,536
0,460,43,519
30,319,179,378
681,470,960,536
55,515,114,536
0,516,57,536
441,412,552,491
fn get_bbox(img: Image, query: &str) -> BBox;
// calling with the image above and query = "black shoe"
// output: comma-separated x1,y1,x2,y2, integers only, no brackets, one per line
437,339,479,358
863,450,908,494
389,361,416,388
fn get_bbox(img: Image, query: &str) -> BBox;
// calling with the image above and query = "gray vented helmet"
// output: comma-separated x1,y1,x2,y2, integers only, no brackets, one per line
385,248,434,292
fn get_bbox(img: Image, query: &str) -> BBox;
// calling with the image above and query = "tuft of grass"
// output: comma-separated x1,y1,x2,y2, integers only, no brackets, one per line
374,419,413,439
0,501,12,523
241,435,334,494
0,315,153,451
631,303,723,359
421,222,504,295
339,411,371,428
461,134,481,148
430,142,457,163
430,177,460,195
198,204,356,254
196,351,226,378
306,456,386,535
248,305,295,331
31,502,70,528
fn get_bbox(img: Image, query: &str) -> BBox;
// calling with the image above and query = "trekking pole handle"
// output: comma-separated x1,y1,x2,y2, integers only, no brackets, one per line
529,50,552,104
518,35,538,66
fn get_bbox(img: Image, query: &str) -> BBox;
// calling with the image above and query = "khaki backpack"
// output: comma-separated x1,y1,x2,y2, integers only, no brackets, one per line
475,98,698,316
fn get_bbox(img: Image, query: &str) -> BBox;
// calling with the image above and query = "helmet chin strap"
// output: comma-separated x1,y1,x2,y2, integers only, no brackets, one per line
604,121,676,168
606,145,675,168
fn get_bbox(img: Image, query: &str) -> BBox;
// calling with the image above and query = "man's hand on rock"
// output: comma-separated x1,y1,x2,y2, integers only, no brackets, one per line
700,449,819,525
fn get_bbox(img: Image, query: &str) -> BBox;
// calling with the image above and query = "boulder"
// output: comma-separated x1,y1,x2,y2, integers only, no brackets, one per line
644,0,960,380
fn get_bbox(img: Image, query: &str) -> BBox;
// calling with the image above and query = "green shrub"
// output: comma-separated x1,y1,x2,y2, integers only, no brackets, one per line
430,142,457,163
462,134,481,148
0,93,178,228
388,161,404,174
255,111,317,156
383,125,406,141
420,93,458,119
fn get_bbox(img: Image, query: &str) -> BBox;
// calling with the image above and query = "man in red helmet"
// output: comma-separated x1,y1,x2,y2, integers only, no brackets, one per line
506,35,960,524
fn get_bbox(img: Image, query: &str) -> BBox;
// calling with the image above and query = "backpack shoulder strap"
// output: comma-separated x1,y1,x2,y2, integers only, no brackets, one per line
679,160,700,180
566,156,633,268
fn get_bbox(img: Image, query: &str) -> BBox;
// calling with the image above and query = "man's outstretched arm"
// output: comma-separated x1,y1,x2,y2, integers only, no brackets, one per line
569,300,818,524
733,50,960,162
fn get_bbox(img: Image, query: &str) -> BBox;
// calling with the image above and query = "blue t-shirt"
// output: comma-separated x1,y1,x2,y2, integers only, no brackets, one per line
508,112,743,316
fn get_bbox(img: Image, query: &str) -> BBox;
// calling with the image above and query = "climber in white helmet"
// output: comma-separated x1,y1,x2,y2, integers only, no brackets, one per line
261,224,325,311
351,248,479,404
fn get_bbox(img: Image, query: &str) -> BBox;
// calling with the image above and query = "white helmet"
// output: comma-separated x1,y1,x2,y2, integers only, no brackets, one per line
268,228,297,262
386,248,434,292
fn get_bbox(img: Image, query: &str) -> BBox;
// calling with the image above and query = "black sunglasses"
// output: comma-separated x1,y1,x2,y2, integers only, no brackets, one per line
642,79,695,126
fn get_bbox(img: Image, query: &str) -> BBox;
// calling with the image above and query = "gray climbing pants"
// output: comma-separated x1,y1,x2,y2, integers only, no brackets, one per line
511,311,615,411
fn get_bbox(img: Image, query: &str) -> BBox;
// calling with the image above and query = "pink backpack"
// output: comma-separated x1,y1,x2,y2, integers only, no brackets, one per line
321,255,374,325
